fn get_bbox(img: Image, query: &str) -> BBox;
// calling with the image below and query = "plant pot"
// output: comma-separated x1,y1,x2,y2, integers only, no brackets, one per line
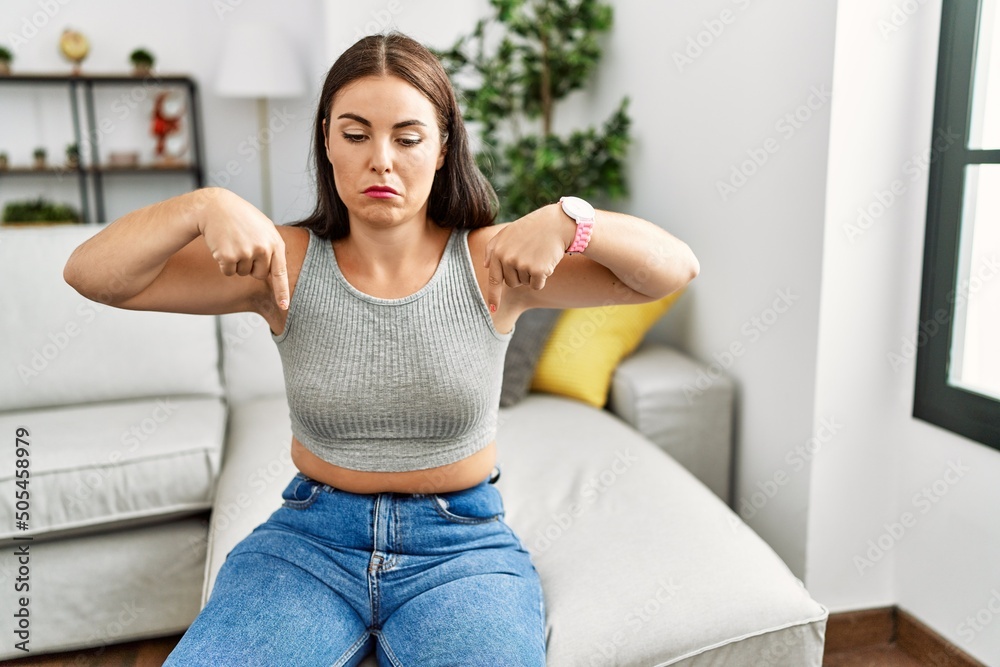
0,61,10,76
1,220,78,227
0,156,8,170
33,156,46,169
132,63,152,77
66,156,79,169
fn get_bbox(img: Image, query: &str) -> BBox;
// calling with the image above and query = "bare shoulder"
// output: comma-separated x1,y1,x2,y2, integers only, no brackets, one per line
254,224,311,336
275,223,310,253
467,222,507,246
466,222,512,266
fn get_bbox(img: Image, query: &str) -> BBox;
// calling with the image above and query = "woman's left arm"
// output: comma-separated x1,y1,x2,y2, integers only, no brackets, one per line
483,202,700,312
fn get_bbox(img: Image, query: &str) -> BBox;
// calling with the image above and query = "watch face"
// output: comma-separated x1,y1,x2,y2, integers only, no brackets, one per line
561,196,595,220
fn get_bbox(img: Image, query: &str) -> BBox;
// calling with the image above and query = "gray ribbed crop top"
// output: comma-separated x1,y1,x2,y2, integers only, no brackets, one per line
269,225,515,473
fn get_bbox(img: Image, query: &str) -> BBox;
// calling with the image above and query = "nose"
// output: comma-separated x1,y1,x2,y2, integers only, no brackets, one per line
370,137,392,175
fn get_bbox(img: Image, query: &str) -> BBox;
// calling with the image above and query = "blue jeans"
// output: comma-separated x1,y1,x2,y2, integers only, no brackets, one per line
164,464,547,666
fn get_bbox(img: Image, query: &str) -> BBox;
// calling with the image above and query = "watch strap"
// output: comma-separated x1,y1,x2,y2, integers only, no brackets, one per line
566,217,593,254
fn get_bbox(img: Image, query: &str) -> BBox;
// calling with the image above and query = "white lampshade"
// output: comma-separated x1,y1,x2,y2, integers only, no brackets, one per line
215,22,306,98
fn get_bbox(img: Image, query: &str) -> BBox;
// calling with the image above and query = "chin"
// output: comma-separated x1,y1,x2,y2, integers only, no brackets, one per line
353,203,404,226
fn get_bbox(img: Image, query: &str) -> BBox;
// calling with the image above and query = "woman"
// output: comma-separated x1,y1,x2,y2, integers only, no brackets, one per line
64,31,698,667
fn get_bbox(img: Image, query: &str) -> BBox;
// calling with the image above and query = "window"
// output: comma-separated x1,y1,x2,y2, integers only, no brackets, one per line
914,0,1000,451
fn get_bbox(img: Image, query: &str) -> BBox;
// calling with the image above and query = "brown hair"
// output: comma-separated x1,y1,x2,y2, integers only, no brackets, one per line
289,31,499,240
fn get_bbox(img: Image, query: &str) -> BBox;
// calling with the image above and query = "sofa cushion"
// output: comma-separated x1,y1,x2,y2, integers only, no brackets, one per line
495,393,827,666
219,311,286,404
609,343,735,504
200,395,302,603
0,225,223,412
499,307,563,408
203,392,826,666
0,515,211,661
0,396,226,542
530,288,685,408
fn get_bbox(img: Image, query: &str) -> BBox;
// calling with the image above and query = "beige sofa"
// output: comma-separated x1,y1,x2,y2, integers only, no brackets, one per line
0,224,827,665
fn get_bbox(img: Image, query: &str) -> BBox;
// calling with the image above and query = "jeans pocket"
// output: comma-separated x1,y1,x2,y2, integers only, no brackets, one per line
281,473,323,510
432,484,504,524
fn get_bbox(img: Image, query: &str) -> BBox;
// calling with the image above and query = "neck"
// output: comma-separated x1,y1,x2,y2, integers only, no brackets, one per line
337,212,451,282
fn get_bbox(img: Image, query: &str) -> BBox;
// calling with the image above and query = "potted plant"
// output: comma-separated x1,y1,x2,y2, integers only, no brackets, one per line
33,147,47,169
0,45,12,75
2,196,82,226
0,151,8,171
66,142,80,168
130,48,155,76
432,0,631,222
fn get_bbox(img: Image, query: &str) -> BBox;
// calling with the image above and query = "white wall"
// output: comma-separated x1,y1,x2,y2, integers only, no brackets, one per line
0,0,325,225
808,1,1000,663
587,0,838,582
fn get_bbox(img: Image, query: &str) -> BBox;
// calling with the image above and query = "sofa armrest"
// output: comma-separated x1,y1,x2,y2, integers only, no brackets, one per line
607,342,735,506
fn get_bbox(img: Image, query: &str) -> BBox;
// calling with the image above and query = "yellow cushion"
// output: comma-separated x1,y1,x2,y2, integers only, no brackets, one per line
529,288,686,408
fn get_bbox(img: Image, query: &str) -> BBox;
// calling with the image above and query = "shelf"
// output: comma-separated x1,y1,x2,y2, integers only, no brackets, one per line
0,165,197,176
0,72,195,85
0,73,205,222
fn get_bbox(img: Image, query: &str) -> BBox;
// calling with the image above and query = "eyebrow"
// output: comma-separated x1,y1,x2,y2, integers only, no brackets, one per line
336,113,427,130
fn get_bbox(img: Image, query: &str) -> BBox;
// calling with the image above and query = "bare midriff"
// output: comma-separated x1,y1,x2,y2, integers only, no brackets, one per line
290,435,498,494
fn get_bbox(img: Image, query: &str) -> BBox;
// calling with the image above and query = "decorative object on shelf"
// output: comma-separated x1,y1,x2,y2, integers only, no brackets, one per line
130,48,155,76
2,196,81,225
0,45,12,76
108,151,140,167
0,152,8,171
66,143,80,169
216,21,305,219
32,147,47,169
150,91,187,166
0,73,204,223
59,28,90,75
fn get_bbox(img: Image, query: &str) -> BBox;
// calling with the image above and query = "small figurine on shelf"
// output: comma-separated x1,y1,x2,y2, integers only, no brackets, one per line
150,91,187,166
130,48,155,76
59,29,90,75
0,152,8,171
66,143,80,169
33,147,47,170
0,46,12,76
108,151,139,167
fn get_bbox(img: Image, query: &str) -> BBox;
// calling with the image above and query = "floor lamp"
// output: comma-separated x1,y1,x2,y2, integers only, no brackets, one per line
215,22,305,220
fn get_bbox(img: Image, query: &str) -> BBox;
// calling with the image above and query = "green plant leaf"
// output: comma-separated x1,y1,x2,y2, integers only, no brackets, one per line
433,0,631,222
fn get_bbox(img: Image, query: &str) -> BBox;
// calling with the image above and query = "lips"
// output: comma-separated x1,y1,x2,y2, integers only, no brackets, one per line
364,185,399,194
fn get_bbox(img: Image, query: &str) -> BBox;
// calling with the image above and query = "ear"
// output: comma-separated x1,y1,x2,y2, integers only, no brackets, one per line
436,135,448,171
322,118,332,163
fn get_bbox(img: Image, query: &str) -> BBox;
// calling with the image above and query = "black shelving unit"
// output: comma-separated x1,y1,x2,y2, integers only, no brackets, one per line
0,72,205,224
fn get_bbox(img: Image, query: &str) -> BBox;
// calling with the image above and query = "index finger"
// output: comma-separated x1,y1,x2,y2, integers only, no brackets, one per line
486,252,504,314
270,242,290,309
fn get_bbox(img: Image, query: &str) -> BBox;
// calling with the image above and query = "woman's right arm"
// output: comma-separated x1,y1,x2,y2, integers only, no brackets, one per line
63,186,289,315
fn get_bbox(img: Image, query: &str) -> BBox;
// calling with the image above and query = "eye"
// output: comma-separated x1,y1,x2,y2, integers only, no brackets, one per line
399,137,422,147
342,133,365,143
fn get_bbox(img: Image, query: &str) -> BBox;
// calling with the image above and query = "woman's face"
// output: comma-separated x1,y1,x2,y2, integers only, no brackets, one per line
323,74,447,229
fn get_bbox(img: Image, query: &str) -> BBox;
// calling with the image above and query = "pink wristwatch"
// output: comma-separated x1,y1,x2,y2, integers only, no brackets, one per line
560,196,595,254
